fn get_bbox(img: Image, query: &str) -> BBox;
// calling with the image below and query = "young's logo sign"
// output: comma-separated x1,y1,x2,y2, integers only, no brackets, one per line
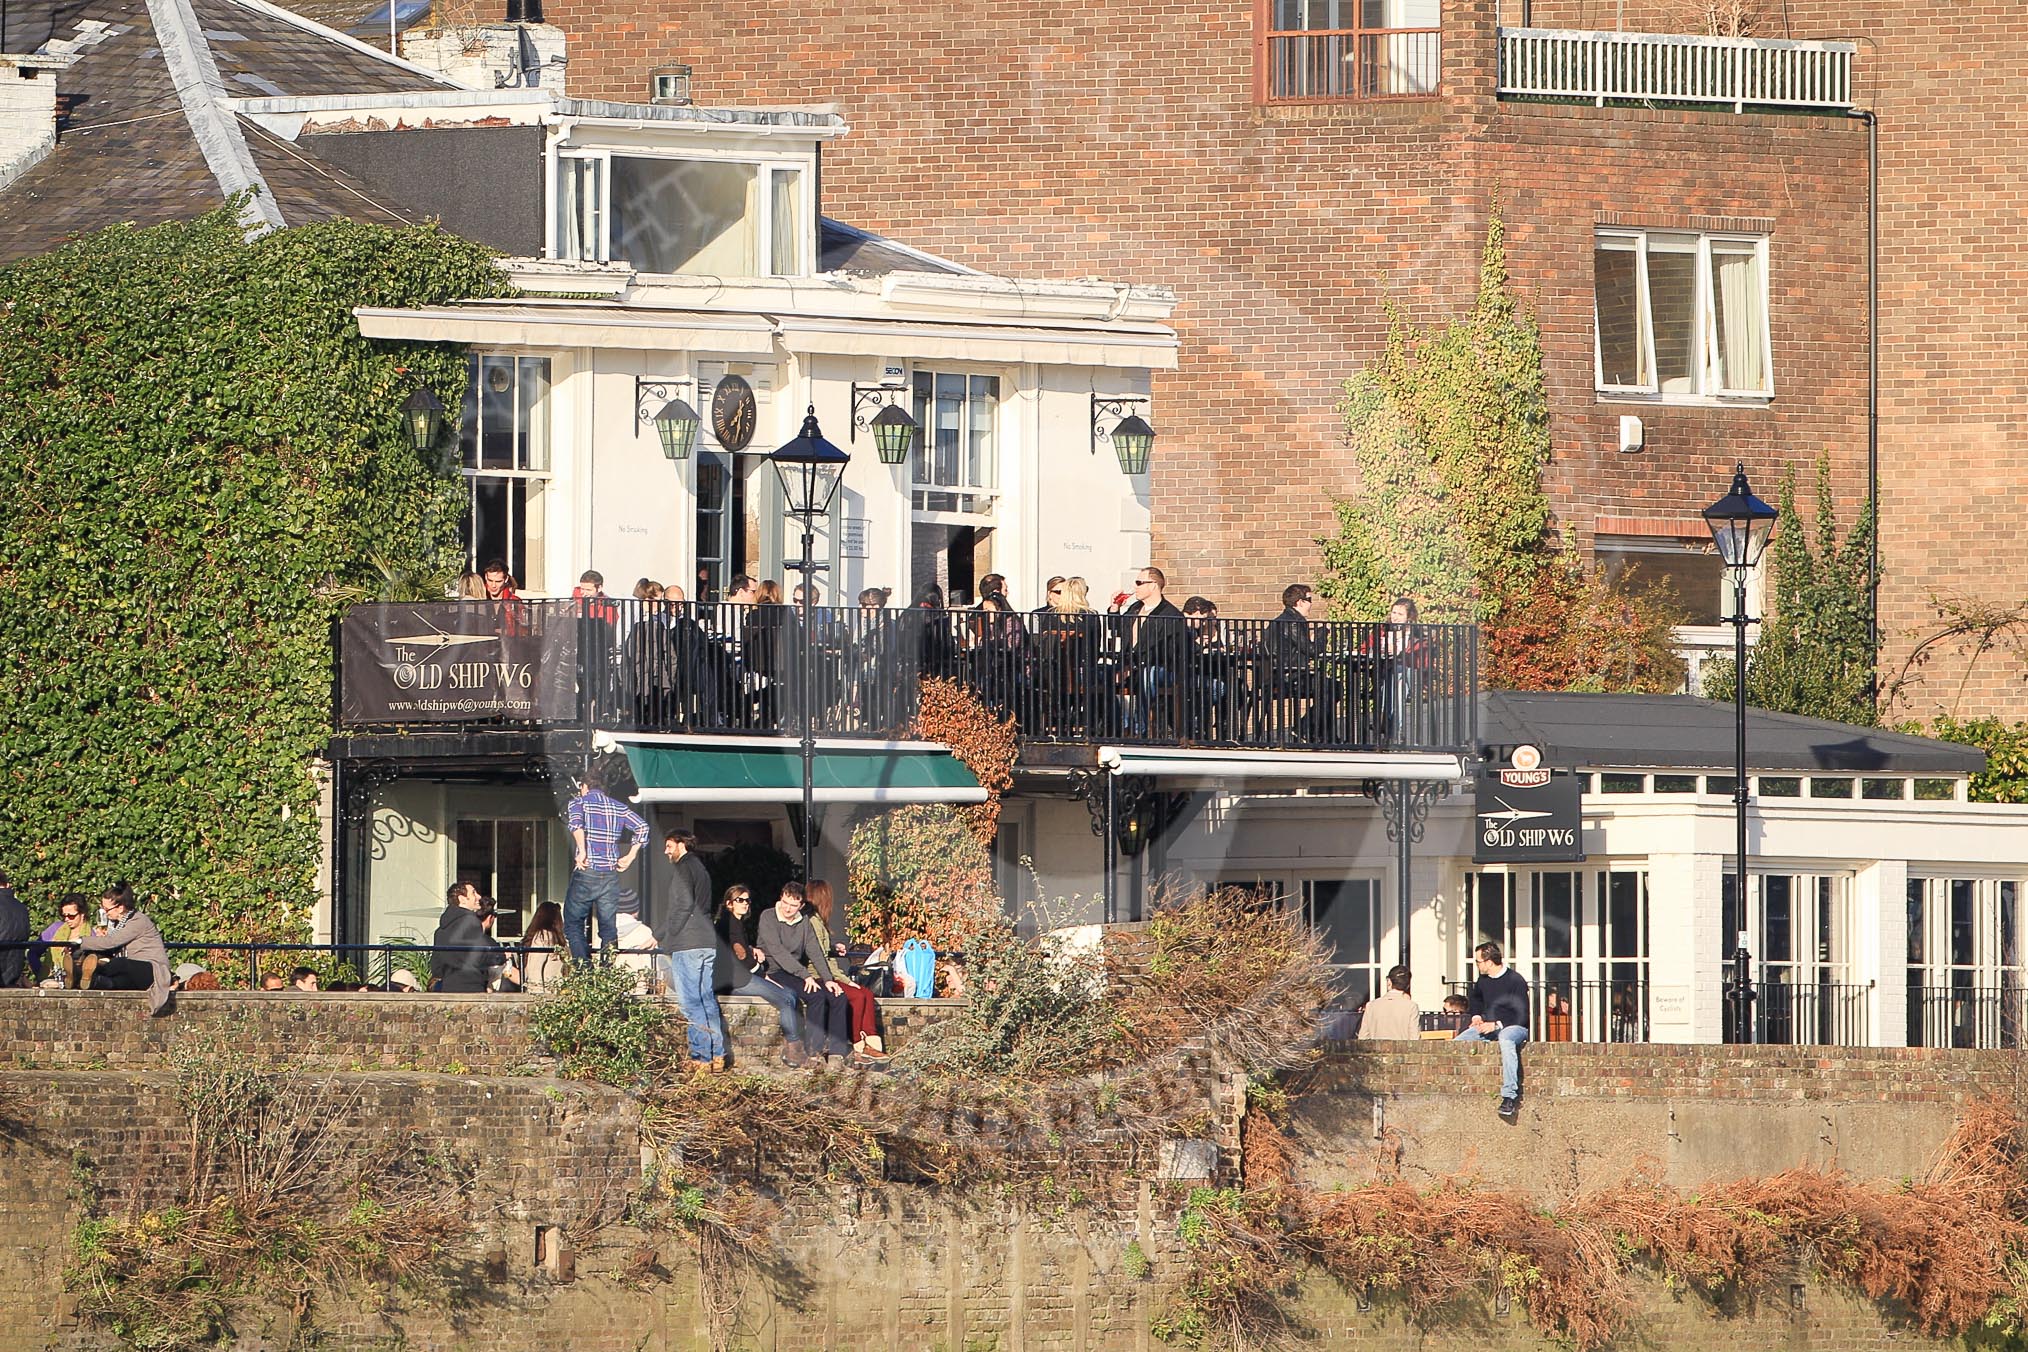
1473,767,1583,863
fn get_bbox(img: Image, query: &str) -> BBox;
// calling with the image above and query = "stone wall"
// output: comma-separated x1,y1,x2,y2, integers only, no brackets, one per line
1299,1040,2020,1198
0,999,2014,1349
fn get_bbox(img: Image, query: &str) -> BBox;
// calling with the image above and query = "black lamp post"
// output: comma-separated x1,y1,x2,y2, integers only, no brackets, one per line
401,385,444,457
771,405,850,886
1703,463,1779,1044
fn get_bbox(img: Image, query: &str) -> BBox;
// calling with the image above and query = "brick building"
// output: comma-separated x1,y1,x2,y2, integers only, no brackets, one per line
540,0,1884,695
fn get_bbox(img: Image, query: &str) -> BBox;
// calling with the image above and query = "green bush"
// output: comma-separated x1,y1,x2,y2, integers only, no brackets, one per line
0,208,507,942
531,960,673,1085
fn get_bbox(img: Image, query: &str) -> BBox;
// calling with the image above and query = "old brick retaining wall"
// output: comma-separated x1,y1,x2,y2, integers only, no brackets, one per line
0,998,2014,1348
0,987,955,1075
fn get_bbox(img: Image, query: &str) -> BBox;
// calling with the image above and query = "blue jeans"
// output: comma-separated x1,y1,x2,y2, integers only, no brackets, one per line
563,867,622,963
733,971,802,1040
667,948,727,1061
1455,1024,1529,1100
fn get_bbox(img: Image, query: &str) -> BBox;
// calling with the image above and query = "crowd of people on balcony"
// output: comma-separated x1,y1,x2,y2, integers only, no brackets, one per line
444,559,1446,749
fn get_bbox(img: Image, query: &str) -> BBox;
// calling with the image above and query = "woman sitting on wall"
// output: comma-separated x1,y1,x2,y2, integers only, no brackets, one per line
520,901,565,994
712,884,802,1054
805,879,889,1062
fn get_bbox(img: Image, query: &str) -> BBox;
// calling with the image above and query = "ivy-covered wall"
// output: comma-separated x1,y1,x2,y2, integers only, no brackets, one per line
0,211,507,941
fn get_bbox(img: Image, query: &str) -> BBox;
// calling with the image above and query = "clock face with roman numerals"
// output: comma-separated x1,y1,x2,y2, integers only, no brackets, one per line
710,374,757,452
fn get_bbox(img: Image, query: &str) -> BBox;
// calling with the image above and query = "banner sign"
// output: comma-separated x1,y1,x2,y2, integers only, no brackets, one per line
339,602,580,725
1472,767,1584,863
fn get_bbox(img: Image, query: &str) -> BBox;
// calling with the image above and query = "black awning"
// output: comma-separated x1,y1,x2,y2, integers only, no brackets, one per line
1477,691,1985,776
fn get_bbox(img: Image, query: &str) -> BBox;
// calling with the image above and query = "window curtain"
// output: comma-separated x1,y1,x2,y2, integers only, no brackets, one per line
558,160,585,262
770,170,802,276
1714,248,1766,392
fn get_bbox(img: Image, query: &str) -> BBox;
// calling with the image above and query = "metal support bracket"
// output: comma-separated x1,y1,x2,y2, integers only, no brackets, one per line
1090,393,1149,454
850,381,908,444
634,376,696,436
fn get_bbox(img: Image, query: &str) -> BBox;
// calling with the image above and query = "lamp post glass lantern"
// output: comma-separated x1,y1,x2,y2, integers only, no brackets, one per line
401,386,444,456
651,397,701,460
869,402,919,466
770,406,851,888
1110,413,1155,475
1703,462,1778,1043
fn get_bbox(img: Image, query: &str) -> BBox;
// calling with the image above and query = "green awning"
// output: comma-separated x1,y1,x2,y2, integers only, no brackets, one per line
620,741,986,804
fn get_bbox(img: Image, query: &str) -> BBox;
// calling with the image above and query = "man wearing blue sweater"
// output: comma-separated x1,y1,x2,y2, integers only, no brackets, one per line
1455,941,1530,1120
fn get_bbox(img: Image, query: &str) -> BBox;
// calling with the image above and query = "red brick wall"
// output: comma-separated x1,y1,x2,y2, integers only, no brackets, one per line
548,0,1868,642
1505,2,2028,717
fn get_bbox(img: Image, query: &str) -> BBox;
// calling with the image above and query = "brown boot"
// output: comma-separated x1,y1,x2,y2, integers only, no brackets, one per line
709,1056,727,1073
779,1041,808,1069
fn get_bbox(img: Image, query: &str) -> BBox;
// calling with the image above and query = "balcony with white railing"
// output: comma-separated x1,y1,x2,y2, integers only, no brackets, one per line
1498,27,1855,113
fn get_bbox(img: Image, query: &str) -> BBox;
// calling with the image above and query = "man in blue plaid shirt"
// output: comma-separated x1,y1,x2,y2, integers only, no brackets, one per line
563,767,649,963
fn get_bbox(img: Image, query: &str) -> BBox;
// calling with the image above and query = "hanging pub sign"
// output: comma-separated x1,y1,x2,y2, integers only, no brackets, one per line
1473,755,1585,863
339,601,581,726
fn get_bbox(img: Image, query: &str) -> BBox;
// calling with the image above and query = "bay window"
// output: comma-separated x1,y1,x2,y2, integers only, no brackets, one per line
1594,230,1771,399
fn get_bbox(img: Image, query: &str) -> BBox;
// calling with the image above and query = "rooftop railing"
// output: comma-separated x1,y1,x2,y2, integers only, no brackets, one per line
1498,27,1856,112
336,599,1479,756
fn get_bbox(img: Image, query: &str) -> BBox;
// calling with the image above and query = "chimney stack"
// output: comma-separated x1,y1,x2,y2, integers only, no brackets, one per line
0,55,70,191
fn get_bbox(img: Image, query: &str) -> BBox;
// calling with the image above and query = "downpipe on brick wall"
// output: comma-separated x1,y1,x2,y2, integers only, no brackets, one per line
1845,106,1879,710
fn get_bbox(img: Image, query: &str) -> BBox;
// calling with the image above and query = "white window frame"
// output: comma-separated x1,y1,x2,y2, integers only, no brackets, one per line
1593,229,1774,403
548,148,813,279
461,354,553,584
909,366,1004,522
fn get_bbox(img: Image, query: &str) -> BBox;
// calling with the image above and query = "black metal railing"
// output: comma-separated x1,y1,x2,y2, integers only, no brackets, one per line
1723,973,1872,1046
337,599,1479,754
1445,975,1651,1044
1907,982,2027,1050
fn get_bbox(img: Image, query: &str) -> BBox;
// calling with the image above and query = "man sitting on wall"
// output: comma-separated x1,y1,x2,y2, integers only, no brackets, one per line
1454,941,1530,1121
1357,965,1421,1040
434,882,518,994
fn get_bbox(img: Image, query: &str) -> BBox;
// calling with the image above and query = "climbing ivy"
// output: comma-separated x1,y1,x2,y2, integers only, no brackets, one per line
1318,212,1552,623
1917,718,2028,804
1702,457,1877,725
0,209,508,942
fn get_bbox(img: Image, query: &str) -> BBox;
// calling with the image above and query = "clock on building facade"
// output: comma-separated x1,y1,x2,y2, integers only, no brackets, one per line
710,374,757,452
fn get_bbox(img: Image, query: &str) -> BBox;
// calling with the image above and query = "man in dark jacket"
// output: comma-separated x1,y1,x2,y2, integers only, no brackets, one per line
434,882,515,994
1120,566,1186,735
1263,583,1341,741
0,872,28,988
1454,941,1531,1119
659,830,728,1070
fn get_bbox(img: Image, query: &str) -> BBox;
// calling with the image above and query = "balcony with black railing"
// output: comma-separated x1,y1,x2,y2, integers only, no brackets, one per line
1907,982,2027,1051
335,598,1479,756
